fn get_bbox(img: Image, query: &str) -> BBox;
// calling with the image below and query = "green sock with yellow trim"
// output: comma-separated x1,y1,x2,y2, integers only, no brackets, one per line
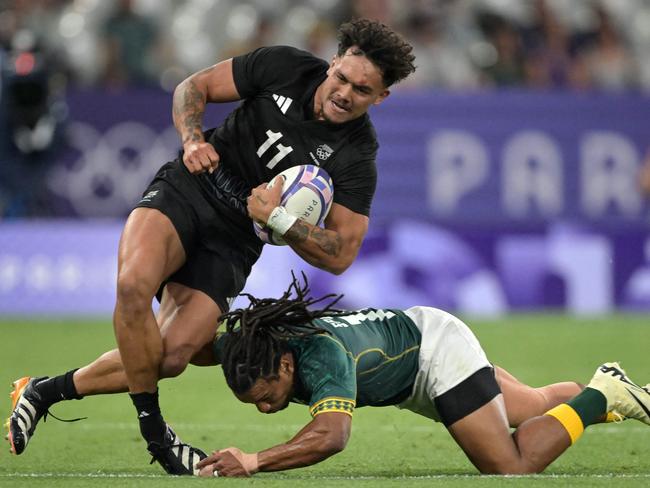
545,387,607,444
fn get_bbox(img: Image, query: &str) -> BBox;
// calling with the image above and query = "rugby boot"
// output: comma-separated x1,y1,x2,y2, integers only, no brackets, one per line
148,424,207,475
587,362,650,425
6,377,49,454
606,384,650,422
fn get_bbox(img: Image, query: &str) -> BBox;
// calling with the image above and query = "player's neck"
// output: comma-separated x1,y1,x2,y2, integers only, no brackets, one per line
312,84,326,121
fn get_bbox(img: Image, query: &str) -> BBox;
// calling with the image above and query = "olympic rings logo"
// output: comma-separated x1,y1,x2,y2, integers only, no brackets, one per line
48,121,181,217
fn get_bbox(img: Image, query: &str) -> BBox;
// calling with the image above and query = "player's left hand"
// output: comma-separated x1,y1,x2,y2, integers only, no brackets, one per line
247,176,284,224
196,447,259,477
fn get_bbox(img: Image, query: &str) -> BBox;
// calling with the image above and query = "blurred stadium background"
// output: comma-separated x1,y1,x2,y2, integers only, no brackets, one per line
2,0,650,316
1,0,650,484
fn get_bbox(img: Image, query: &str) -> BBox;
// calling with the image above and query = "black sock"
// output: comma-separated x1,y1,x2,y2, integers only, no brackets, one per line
34,369,83,406
129,390,166,445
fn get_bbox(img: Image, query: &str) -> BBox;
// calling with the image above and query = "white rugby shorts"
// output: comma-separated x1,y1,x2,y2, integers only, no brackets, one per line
396,306,492,422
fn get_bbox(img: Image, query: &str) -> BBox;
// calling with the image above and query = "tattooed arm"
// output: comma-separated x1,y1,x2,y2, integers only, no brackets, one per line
248,183,368,275
284,203,368,275
172,59,241,174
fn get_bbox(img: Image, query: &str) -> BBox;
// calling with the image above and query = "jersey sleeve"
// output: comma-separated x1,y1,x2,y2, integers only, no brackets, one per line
330,147,377,217
232,46,309,99
295,335,357,417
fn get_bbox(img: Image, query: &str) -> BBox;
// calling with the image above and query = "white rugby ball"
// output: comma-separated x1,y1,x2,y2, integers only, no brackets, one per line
254,165,334,246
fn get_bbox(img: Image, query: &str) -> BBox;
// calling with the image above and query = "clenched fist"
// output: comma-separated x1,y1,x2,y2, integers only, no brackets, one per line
183,141,220,174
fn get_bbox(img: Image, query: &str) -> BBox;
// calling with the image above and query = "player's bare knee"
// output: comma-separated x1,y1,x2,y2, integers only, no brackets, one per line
159,348,193,378
116,272,155,315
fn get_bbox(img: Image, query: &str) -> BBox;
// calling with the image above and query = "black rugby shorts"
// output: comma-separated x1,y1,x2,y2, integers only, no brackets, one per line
135,160,261,313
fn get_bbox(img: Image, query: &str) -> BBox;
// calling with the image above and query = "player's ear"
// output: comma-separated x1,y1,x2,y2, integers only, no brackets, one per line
327,56,339,75
373,89,390,106
280,353,294,375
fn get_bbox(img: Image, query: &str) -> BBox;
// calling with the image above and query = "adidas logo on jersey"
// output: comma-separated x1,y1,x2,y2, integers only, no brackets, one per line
273,94,293,114
139,190,159,203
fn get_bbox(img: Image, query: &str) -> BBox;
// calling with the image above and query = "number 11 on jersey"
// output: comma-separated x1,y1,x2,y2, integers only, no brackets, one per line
257,129,294,169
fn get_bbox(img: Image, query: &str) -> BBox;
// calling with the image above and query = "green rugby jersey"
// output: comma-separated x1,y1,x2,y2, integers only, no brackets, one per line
214,308,421,418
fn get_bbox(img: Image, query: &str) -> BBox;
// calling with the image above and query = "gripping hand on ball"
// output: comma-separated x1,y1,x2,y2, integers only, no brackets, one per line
247,176,284,224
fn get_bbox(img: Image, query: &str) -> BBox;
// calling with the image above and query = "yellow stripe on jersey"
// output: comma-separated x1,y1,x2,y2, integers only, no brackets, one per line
310,397,356,417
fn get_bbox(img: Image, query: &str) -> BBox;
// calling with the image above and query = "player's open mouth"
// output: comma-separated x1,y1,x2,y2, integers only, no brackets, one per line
330,99,349,113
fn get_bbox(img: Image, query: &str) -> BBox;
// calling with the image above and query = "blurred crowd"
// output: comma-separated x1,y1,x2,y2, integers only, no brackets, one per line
1,0,650,92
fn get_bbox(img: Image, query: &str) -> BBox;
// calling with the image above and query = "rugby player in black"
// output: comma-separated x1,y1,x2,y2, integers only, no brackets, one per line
6,19,416,475
196,276,650,477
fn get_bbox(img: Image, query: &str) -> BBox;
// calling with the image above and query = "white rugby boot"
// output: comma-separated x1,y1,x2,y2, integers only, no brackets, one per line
587,362,650,426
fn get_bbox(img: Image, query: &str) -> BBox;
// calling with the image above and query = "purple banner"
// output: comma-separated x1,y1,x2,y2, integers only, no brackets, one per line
373,91,650,227
2,89,650,315
1,220,649,315
0,221,120,314
43,89,650,225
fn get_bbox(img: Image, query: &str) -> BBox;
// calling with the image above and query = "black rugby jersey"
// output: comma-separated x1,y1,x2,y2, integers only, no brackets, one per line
198,46,378,232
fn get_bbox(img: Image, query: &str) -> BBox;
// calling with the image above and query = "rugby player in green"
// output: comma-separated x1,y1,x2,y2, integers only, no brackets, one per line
197,275,650,477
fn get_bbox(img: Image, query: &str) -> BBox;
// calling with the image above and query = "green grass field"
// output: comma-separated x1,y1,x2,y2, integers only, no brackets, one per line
1,315,649,487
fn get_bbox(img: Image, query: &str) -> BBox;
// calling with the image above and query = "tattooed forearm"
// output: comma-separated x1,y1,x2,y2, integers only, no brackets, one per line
173,78,207,144
285,219,310,242
285,220,342,257
312,227,341,256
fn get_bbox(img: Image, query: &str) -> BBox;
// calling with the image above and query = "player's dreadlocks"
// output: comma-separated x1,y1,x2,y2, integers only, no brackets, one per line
219,273,344,395
337,18,416,87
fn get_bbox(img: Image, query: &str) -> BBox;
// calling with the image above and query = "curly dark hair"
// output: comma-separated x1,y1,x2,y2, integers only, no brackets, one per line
219,272,344,395
337,18,416,87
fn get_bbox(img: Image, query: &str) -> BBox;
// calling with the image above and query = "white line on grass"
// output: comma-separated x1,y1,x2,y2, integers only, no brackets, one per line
2,473,650,480
1,473,167,479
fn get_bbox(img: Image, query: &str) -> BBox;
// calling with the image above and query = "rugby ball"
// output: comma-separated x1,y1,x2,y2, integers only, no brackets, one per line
254,165,334,246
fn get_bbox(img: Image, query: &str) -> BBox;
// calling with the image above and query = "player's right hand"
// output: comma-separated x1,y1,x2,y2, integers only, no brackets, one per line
196,447,258,477
183,141,220,174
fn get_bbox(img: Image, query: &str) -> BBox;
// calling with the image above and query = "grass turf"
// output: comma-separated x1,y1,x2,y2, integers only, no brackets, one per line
0,315,649,487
